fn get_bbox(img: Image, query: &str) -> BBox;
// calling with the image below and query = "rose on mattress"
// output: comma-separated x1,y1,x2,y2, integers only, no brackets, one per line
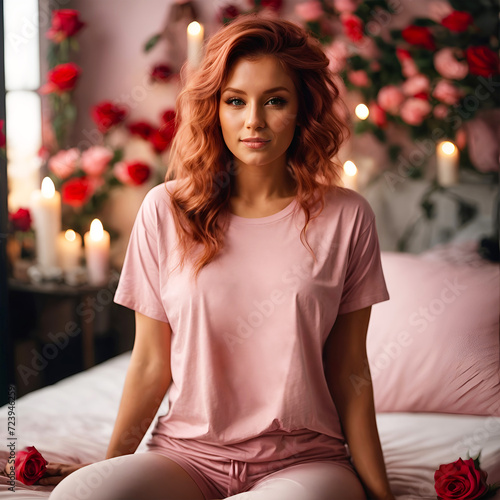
435,453,500,500
13,446,47,486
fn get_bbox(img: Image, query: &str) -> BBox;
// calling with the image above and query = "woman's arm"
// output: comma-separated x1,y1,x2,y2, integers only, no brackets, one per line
323,306,395,500
105,311,173,459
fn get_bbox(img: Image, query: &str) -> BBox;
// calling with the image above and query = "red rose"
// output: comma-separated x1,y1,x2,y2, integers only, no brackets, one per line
91,101,128,134
341,13,364,42
40,63,81,94
61,177,93,207
0,119,5,148
114,161,151,186
261,0,283,11
15,446,48,486
402,25,435,50
150,121,177,153
150,64,173,83
46,9,85,43
161,109,176,124
465,46,500,77
441,11,474,33
435,458,489,500
127,121,155,140
9,208,32,232
369,102,387,128
218,5,240,22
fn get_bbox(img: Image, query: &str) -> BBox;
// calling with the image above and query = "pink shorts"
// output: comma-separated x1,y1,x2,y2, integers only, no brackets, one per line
144,429,357,499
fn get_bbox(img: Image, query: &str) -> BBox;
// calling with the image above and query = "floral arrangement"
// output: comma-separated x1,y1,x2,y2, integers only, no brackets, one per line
435,453,500,500
289,0,500,175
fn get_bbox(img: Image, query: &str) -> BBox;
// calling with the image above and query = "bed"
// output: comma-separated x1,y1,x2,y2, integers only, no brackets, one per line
1,240,499,499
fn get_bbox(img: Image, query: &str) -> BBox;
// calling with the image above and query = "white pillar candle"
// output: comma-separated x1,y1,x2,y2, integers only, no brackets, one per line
84,219,110,286
436,141,459,186
57,229,82,272
30,177,61,269
342,160,358,191
187,21,204,69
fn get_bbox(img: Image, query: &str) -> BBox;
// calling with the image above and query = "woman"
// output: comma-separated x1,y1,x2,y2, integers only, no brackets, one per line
47,14,394,500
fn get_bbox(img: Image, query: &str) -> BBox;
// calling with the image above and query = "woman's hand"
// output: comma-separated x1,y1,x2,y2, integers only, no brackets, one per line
37,462,92,486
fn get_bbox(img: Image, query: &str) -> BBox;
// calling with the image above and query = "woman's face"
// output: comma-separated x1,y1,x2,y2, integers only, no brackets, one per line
219,55,299,172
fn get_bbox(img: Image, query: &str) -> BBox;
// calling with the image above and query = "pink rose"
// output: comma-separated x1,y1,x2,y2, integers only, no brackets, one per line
333,0,359,13
400,98,432,126
434,48,469,80
347,69,369,87
295,1,323,21
433,104,449,119
81,146,114,176
48,148,79,179
377,85,405,114
402,74,430,96
396,48,419,78
432,80,464,105
324,40,348,74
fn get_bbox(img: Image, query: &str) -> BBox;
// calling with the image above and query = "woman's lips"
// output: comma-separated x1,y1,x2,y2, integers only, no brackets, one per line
241,139,270,149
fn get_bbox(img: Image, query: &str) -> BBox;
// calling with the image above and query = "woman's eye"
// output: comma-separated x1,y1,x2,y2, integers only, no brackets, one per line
267,97,287,106
226,98,244,106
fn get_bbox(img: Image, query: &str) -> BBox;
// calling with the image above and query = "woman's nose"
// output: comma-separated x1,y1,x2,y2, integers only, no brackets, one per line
245,103,265,129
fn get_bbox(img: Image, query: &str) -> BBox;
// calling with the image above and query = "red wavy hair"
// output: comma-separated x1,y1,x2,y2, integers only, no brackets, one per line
165,14,350,284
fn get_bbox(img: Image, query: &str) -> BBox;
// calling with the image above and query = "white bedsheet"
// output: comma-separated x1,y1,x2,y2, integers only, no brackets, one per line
1,352,499,499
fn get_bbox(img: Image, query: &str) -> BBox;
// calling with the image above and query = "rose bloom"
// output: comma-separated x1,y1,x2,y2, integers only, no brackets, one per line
150,121,177,153
61,177,94,207
396,48,419,78
433,104,449,119
465,46,500,77
46,9,85,43
433,80,464,105
400,97,432,126
219,4,240,22
369,102,387,128
260,0,283,12
435,458,489,500
40,62,81,94
341,13,364,42
127,121,156,140
150,64,173,83
81,146,113,176
402,25,435,50
0,119,5,148
161,109,176,124
428,1,453,23
377,85,405,114
114,161,151,186
9,208,32,232
91,101,128,134
333,0,359,13
441,11,474,33
434,48,469,80
402,74,430,97
347,69,370,87
295,1,323,21
324,39,349,74
48,148,79,179
15,446,48,486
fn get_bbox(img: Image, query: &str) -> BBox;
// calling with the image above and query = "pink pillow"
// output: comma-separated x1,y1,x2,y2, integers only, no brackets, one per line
366,244,500,416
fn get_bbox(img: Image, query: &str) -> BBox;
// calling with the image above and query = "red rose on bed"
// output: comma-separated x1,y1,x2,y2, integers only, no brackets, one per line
40,63,81,95
91,101,128,134
402,25,435,50
435,457,491,500
441,11,473,33
15,446,48,485
46,9,86,43
465,46,500,77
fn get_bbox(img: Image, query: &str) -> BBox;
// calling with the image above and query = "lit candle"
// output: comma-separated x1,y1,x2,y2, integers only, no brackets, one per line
355,103,369,120
187,21,204,69
84,219,110,286
342,160,358,191
30,177,61,269
436,141,459,186
57,229,82,272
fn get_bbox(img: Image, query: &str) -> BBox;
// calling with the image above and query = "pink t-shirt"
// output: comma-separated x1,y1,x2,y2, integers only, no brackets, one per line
114,179,390,445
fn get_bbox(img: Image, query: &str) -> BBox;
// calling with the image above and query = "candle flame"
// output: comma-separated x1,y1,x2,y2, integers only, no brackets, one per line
355,104,369,120
65,229,76,242
441,141,456,155
343,161,358,177
41,177,55,199
89,219,104,241
187,21,202,36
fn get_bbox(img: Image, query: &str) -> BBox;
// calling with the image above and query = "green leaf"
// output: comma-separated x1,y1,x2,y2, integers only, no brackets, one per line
144,33,161,53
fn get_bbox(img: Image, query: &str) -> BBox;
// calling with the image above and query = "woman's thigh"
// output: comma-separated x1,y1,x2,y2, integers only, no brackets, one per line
226,461,367,500
48,452,206,500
